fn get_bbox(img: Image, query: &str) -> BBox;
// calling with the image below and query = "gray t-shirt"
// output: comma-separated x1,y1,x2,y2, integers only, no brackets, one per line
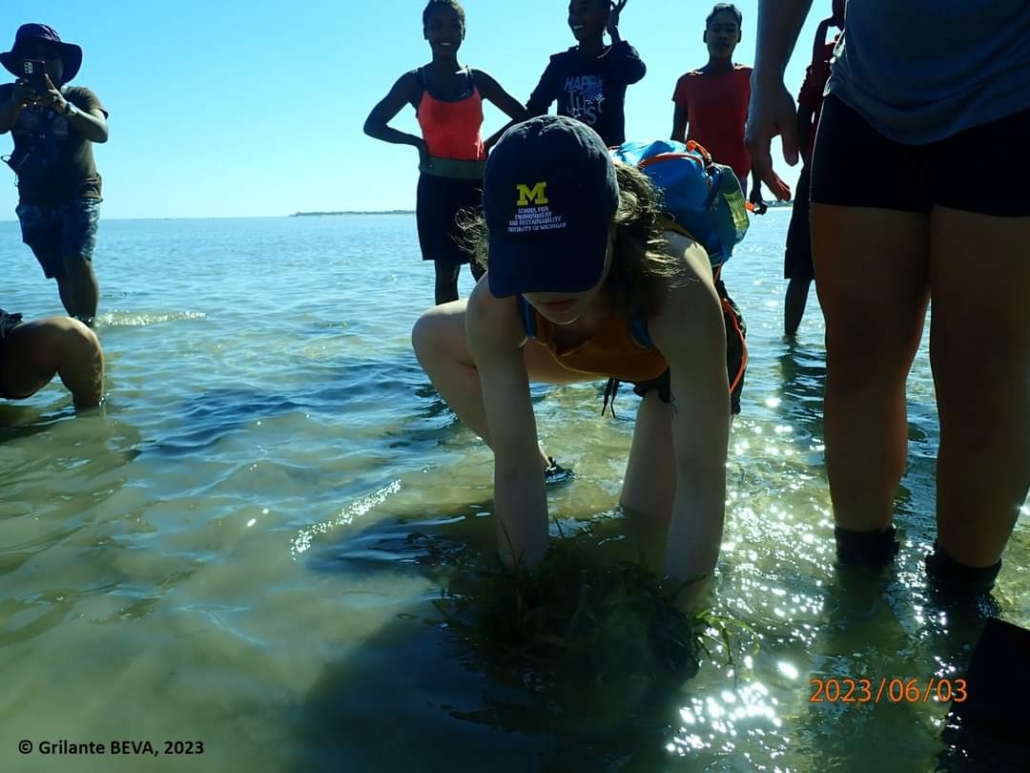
828,0,1030,144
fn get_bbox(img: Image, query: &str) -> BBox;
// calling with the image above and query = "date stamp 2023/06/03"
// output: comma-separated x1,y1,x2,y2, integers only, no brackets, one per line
810,677,968,705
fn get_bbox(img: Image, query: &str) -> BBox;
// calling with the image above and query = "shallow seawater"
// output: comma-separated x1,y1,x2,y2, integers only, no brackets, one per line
1,214,1026,772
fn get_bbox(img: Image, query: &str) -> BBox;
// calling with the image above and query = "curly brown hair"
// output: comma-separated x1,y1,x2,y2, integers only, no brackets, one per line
463,163,693,320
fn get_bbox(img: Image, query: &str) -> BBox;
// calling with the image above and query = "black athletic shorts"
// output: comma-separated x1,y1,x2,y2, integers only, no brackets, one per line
811,94,1030,217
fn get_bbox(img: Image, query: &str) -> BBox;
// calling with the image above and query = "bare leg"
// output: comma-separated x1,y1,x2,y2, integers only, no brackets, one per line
2,317,104,407
433,262,461,305
784,277,812,336
621,391,676,519
811,204,931,532
54,274,78,319
412,300,594,469
928,208,1030,567
59,258,100,324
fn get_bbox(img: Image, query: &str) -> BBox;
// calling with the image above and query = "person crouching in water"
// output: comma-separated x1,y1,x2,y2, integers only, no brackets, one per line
412,116,747,606
0,309,104,408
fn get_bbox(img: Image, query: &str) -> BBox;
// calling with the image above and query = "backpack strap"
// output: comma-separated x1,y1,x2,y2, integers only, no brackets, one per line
660,216,722,281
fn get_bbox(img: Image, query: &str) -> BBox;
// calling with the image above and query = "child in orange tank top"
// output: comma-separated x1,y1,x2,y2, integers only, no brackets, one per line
364,1,528,305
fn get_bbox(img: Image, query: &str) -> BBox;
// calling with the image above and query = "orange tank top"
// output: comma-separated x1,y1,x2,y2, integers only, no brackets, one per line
416,67,486,162
521,300,669,383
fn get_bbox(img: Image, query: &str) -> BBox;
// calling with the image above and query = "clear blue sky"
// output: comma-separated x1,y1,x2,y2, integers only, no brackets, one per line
0,0,833,220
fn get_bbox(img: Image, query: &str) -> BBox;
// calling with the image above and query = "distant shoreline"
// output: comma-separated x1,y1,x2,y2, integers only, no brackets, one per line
289,210,415,217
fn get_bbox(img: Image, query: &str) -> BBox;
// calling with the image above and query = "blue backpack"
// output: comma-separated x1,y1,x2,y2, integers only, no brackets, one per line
610,140,750,268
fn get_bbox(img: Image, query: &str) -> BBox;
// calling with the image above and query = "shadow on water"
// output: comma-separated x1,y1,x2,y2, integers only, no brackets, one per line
777,339,827,442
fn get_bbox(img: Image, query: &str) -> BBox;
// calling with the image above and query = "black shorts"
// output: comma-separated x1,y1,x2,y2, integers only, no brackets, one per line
415,172,482,266
630,280,747,416
811,95,1030,217
784,165,814,282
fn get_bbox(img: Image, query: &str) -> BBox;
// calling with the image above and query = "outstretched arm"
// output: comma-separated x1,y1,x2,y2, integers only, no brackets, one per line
466,281,550,568
647,235,731,604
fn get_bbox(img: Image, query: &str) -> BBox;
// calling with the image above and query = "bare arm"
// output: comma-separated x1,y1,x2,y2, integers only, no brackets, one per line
473,69,530,151
647,234,731,601
670,103,688,143
753,0,815,81
466,280,549,568
35,78,109,142
363,72,425,154
71,108,108,143
746,0,815,177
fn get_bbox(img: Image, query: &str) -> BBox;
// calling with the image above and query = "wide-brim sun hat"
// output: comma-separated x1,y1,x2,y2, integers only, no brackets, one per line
0,23,83,84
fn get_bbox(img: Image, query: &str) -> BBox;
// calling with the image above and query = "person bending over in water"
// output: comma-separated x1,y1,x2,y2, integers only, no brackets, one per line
364,0,528,305
412,116,747,603
0,309,104,407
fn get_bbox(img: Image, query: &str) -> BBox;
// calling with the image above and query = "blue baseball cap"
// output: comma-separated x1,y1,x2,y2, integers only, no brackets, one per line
483,116,620,298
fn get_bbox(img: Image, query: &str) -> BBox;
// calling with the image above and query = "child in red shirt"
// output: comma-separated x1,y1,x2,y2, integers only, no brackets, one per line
671,3,790,212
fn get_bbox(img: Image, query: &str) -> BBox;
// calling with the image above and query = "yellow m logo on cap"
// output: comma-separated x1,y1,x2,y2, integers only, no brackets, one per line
516,182,549,206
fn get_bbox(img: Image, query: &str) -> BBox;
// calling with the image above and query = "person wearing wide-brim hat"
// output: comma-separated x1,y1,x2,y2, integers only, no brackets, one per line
0,23,110,327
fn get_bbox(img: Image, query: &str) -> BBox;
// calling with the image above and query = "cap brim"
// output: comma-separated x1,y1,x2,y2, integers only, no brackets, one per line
487,219,609,298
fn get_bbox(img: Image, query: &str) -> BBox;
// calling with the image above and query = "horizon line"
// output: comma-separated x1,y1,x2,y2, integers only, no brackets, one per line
0,211,419,223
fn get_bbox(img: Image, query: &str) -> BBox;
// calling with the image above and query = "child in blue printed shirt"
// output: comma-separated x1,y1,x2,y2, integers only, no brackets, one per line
526,0,645,146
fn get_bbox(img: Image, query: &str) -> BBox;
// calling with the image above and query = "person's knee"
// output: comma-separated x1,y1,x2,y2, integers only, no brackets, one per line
411,309,453,365
36,316,100,361
825,322,919,384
